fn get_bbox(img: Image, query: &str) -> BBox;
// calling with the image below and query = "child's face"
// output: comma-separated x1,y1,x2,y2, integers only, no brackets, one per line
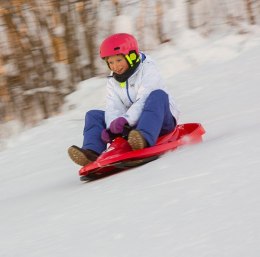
107,55,129,74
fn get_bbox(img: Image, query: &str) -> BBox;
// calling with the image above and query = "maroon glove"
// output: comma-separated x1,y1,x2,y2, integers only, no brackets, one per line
101,129,112,143
110,117,128,134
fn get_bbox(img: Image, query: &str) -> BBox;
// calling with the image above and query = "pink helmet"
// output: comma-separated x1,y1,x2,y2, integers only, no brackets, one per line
100,33,139,59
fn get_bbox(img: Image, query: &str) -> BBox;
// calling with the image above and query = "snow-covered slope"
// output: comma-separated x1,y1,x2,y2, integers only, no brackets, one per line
0,32,260,257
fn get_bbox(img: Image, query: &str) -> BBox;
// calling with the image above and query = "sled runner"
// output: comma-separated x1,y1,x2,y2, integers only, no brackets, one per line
79,123,205,181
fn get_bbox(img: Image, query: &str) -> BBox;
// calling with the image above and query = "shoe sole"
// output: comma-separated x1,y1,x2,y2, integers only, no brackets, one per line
128,130,147,150
68,146,91,166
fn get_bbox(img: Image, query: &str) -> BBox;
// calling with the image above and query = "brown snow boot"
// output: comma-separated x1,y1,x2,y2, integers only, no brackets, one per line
68,145,99,166
128,130,147,150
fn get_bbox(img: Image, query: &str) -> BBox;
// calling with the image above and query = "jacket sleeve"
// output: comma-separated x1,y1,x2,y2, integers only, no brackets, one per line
122,64,164,126
105,80,127,128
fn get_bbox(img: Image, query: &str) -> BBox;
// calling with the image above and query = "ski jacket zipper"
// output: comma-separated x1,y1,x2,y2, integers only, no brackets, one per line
126,80,134,104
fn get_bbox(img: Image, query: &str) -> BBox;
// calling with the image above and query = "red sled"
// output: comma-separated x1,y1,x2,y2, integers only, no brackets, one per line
79,123,205,181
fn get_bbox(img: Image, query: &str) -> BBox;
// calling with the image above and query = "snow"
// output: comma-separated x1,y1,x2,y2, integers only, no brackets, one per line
1,30,260,257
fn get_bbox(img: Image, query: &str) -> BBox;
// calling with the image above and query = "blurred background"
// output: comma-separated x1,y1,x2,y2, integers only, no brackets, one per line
0,0,259,145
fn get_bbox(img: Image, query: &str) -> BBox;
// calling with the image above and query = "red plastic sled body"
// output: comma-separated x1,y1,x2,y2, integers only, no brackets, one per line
79,123,205,177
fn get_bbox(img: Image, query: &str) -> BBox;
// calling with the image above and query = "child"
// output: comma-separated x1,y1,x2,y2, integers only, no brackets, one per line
68,33,179,166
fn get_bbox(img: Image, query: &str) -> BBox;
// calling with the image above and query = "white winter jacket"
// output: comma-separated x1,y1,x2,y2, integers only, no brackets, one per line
105,53,180,128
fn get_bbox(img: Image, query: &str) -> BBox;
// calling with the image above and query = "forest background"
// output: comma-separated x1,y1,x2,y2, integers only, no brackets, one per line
0,0,259,147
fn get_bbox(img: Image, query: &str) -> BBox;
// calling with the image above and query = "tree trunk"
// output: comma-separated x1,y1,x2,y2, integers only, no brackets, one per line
112,0,121,16
79,0,97,77
156,0,164,43
187,0,196,29
245,0,255,25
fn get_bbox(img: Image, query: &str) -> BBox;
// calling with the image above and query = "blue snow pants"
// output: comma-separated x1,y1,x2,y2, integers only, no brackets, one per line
82,89,176,154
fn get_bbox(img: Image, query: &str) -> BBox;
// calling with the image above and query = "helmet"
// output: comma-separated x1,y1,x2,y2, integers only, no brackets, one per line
100,33,139,59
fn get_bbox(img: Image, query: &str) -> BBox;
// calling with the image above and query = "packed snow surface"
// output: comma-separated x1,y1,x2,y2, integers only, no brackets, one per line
1,31,260,257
